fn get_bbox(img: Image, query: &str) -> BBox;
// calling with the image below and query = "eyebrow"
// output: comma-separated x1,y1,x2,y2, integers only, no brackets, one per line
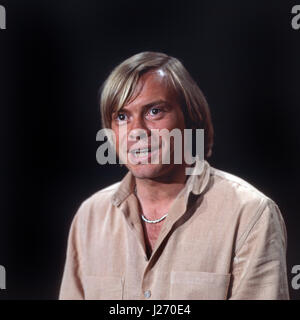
120,99,170,112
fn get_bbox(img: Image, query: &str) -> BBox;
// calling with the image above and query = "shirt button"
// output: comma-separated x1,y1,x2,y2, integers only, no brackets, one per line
144,290,151,299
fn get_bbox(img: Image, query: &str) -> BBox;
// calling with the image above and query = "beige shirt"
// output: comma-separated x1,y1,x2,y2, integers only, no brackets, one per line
59,159,289,300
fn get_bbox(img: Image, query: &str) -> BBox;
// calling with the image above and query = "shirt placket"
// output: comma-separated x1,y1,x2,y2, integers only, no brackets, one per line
140,190,192,299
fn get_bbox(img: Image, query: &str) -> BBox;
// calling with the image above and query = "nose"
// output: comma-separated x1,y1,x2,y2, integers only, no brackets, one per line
128,116,149,141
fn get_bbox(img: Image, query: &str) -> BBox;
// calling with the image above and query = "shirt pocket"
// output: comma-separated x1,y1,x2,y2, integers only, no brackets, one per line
170,271,231,300
83,275,124,300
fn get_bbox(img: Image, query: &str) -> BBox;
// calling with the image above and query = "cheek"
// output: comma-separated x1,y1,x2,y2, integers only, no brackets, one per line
114,130,129,154
111,124,126,143
164,115,186,131
175,110,186,129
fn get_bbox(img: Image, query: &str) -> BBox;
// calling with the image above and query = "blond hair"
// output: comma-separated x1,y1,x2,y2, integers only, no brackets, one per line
99,52,214,158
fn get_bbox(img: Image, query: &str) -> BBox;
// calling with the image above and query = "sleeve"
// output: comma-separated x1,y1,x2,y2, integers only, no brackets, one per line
228,199,290,300
59,205,86,300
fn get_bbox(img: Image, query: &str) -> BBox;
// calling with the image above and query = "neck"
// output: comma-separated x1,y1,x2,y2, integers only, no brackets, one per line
135,165,189,206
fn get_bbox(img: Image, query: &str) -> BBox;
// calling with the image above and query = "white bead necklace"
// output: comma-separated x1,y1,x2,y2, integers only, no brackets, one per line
134,186,168,224
141,213,168,224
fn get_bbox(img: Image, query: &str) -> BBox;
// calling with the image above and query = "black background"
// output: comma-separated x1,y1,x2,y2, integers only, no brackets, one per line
0,0,299,300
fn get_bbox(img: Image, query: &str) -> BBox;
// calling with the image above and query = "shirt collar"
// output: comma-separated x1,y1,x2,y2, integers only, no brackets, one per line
111,156,211,207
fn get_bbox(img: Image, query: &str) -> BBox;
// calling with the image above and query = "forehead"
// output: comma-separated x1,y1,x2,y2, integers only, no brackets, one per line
122,70,177,109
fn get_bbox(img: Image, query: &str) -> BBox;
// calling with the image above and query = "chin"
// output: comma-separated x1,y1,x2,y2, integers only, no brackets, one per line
127,163,166,179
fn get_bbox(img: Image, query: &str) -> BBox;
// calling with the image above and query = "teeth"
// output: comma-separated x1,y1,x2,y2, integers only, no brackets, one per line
134,149,148,156
131,147,158,157
132,148,150,157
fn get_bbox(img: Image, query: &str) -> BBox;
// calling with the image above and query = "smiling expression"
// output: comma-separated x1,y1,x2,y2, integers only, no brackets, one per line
111,70,186,180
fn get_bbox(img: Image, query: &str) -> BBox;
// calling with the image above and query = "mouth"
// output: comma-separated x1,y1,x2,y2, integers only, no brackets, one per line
128,145,160,160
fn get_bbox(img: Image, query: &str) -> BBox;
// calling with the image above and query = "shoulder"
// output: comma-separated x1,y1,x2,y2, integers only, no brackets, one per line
73,180,122,223
85,181,121,204
208,166,272,207
207,166,285,244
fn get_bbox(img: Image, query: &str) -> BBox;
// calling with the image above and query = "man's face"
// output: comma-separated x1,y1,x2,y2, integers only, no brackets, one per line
111,70,186,180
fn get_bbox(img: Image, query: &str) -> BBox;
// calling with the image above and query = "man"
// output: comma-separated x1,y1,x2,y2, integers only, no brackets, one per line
59,52,289,299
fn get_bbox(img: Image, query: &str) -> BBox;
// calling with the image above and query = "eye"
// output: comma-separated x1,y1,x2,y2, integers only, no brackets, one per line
116,113,128,122
148,107,162,116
